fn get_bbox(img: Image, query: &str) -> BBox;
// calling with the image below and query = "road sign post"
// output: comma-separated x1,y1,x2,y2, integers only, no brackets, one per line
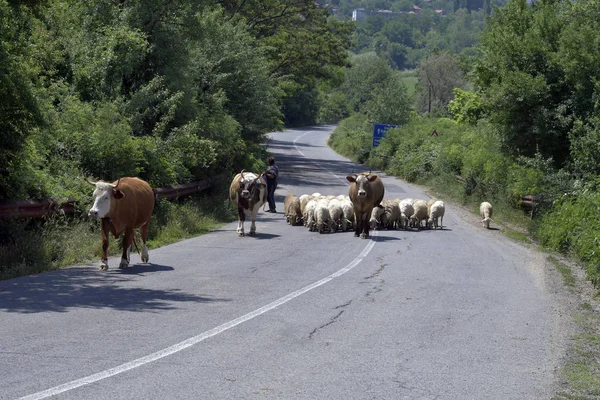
372,123,399,147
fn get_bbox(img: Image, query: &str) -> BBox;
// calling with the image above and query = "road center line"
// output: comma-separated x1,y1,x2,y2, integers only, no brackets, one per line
292,130,348,184
19,236,378,400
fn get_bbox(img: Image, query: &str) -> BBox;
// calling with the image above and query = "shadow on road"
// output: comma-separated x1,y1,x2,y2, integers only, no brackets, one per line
0,266,230,314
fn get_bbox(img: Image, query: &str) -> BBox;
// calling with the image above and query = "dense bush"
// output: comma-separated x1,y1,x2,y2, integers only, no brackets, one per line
537,189,600,285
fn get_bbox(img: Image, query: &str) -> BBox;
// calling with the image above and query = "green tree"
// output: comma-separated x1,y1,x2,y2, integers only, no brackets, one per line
416,52,466,114
0,2,43,200
473,0,570,164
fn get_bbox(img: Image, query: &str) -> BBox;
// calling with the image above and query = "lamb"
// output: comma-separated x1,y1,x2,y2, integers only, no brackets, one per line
304,199,319,231
284,194,303,226
398,198,414,229
340,198,354,232
428,200,445,229
369,204,385,230
314,198,333,234
480,202,493,229
327,198,344,233
381,199,401,230
409,200,428,229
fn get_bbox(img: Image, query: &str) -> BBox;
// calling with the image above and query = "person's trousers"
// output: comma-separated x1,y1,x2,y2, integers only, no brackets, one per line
267,182,277,211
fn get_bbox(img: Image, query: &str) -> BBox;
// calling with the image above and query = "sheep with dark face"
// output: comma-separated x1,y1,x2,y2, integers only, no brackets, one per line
369,204,385,230
284,194,303,226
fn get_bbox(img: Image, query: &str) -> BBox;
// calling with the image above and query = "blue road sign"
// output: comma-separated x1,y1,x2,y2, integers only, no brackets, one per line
372,123,399,147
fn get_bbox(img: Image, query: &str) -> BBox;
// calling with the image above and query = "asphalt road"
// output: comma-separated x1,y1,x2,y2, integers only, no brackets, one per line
1,125,572,399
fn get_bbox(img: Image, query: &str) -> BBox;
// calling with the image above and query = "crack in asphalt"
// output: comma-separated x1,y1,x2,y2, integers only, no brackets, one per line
309,310,345,339
334,300,352,309
363,263,387,280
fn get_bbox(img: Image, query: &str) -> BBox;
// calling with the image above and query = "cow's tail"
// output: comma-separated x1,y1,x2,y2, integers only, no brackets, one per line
132,230,142,255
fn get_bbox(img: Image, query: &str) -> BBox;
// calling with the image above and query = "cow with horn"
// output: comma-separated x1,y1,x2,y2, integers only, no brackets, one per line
87,177,154,271
229,169,267,237
347,172,385,239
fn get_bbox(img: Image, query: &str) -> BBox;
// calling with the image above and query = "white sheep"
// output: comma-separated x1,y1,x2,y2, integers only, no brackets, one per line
410,200,428,229
340,198,354,232
304,199,319,231
480,202,493,229
398,199,414,229
327,198,343,233
428,200,445,229
299,194,310,215
381,199,401,230
369,204,385,230
314,198,332,234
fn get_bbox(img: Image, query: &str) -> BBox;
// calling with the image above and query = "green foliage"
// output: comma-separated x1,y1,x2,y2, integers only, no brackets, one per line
472,0,590,166
2,0,356,202
363,71,411,126
343,52,393,111
327,113,373,163
415,51,466,115
0,2,43,200
348,3,489,69
506,153,573,204
537,190,600,285
569,115,600,180
447,88,483,124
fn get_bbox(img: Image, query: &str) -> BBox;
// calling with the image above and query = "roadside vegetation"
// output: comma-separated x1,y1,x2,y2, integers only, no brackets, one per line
3,0,600,395
0,0,353,279
321,1,600,395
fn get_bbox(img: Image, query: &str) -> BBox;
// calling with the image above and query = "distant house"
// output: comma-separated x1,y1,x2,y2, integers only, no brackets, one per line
352,8,368,21
413,5,422,12
352,8,402,21
435,9,446,15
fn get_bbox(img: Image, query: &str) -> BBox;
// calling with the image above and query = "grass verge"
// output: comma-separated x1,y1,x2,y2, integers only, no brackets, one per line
0,185,236,280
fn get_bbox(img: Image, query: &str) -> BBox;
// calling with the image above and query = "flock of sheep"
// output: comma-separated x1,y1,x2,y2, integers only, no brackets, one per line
284,193,448,234
283,193,495,233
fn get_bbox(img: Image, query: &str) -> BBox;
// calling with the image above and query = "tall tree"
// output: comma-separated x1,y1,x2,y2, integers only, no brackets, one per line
416,52,466,114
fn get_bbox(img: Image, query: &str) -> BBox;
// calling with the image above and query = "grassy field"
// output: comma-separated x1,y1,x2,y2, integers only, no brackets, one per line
398,69,418,100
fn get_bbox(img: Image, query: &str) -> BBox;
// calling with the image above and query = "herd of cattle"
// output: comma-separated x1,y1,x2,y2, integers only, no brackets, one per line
85,171,494,271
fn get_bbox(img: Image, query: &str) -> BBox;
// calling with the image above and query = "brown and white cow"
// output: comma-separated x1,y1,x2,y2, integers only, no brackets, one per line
229,170,267,236
347,172,385,239
88,177,154,271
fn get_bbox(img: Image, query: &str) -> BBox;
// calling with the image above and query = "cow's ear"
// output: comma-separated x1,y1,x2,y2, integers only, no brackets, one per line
367,174,378,182
256,178,266,187
346,175,356,183
113,189,125,199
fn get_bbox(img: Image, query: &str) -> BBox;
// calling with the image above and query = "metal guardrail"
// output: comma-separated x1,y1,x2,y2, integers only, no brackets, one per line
0,200,76,220
0,179,211,220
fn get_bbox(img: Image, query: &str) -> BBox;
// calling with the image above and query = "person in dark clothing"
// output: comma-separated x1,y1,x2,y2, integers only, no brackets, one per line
264,156,279,212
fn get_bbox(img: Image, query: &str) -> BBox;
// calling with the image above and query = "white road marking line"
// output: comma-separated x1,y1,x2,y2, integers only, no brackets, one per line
18,234,378,400
292,130,348,185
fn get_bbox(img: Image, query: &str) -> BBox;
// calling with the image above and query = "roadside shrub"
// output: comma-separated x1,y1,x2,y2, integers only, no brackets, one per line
327,113,372,163
537,190,600,285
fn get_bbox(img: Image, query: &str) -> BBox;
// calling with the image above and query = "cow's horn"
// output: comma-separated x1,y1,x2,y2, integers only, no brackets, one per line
241,169,245,179
86,178,97,186
112,177,121,189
